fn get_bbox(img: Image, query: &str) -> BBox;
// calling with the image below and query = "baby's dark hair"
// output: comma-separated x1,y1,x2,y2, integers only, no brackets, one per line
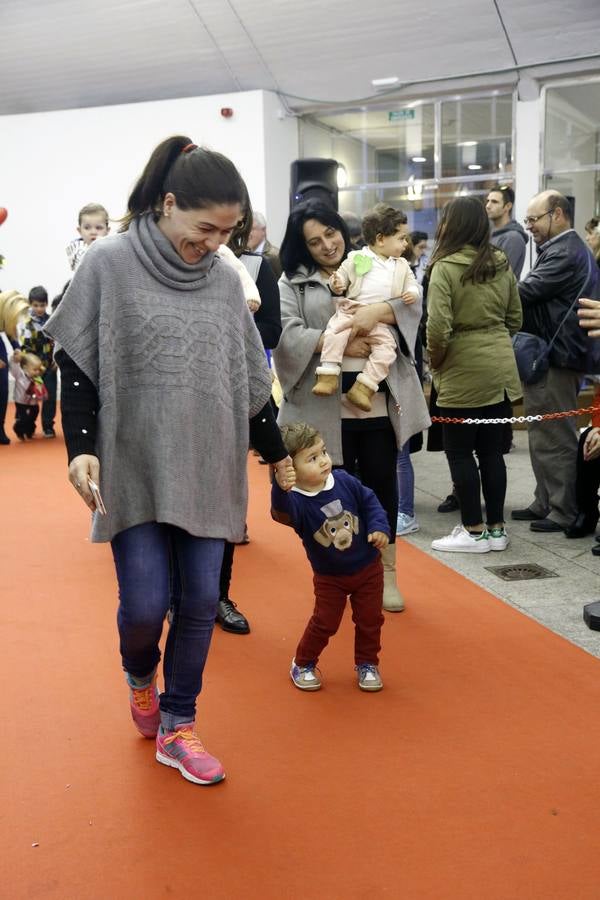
362,203,407,245
279,422,322,459
28,285,48,304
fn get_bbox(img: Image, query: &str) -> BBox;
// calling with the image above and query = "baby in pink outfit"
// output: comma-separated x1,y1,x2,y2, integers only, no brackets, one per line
313,204,420,411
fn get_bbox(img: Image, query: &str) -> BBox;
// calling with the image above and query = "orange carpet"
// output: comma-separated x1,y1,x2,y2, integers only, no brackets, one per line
3,410,600,899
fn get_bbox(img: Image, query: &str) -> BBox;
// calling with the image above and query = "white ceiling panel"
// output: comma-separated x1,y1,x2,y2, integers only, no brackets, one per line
0,0,599,115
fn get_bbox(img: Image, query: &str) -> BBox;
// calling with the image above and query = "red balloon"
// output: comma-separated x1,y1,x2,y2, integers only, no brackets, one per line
0,208,7,226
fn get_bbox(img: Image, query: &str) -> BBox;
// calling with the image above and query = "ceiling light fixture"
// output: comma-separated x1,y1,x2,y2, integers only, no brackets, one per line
468,164,482,170
458,141,478,147
371,76,399,87
412,156,427,163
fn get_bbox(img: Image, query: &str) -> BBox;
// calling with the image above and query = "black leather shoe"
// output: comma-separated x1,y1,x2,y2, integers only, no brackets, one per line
530,519,564,533
511,507,546,521
592,544,600,556
216,598,250,634
565,513,599,539
437,493,459,513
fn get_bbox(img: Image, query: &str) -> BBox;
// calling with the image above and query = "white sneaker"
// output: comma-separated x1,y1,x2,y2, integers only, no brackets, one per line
488,527,509,551
396,513,420,536
431,525,491,554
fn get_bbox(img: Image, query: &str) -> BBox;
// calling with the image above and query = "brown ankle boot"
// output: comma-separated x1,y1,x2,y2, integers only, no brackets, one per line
346,379,374,411
312,373,339,396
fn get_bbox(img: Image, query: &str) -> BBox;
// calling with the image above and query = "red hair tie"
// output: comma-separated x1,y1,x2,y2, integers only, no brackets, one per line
181,143,198,153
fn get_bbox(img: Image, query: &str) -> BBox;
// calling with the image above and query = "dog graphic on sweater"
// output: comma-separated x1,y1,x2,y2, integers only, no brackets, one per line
313,500,359,550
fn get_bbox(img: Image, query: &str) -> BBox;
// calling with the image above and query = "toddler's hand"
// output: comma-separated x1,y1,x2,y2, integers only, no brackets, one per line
0,360,5,369
400,290,417,305
247,298,260,314
368,531,389,549
274,456,296,491
329,272,345,295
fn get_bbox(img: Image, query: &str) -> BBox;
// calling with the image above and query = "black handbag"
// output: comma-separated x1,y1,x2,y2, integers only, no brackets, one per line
512,331,551,385
513,254,592,385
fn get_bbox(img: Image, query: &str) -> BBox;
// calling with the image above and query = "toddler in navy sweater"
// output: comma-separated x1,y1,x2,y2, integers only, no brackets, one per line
272,422,389,692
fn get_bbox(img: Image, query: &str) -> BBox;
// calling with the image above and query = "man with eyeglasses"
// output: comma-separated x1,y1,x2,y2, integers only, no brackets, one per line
512,190,600,533
486,185,528,278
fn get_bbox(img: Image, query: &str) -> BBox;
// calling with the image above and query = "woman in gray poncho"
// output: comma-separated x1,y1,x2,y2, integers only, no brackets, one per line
46,136,293,787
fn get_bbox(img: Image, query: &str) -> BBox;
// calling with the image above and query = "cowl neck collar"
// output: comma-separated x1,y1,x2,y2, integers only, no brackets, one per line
128,213,216,290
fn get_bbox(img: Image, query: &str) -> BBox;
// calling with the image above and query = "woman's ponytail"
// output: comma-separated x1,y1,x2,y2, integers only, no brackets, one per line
119,135,192,231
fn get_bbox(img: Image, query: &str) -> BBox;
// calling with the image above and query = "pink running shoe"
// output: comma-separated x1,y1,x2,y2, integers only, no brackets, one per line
156,725,225,785
127,674,160,739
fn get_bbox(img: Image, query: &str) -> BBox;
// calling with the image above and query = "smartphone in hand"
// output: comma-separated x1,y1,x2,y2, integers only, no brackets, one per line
87,478,107,515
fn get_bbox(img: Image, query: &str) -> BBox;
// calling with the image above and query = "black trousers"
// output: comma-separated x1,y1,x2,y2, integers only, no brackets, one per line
219,541,236,601
14,402,39,438
439,398,512,527
0,338,9,437
340,422,398,543
42,366,57,431
575,427,600,518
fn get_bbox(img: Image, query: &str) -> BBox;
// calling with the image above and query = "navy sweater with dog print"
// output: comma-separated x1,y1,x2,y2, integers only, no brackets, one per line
271,469,389,576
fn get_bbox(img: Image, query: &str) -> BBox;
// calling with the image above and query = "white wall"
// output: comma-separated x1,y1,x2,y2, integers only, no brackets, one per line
0,90,298,298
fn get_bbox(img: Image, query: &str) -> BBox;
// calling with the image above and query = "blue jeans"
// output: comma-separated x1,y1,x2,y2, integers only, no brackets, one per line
396,442,415,517
111,522,224,730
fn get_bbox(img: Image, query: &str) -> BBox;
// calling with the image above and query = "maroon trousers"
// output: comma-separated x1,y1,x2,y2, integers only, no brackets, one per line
295,557,384,667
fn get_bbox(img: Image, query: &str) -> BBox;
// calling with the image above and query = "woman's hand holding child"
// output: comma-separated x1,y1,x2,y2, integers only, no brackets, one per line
273,456,296,491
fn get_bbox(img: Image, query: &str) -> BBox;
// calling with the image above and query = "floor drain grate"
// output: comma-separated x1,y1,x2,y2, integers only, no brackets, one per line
485,563,558,581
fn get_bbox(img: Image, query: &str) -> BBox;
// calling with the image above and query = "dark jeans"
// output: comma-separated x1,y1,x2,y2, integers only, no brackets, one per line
42,366,57,431
111,522,224,730
295,557,384,667
439,398,512,527
14,402,39,438
341,422,398,543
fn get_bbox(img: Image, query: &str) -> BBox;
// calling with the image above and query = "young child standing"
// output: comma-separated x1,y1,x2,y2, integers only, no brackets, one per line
8,350,48,439
19,286,57,437
313,203,420,412
272,422,390,692
66,203,110,272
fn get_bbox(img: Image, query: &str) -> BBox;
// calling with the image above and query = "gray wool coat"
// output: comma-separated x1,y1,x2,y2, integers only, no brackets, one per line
273,266,430,464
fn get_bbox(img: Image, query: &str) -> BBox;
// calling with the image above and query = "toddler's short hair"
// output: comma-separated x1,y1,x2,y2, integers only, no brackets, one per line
28,285,48,304
362,203,408,244
279,422,321,459
78,203,109,225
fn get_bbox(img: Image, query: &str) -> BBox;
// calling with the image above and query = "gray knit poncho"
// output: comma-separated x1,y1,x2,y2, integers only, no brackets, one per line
46,214,273,543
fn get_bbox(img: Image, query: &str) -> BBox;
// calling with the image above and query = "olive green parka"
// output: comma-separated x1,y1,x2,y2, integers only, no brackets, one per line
426,247,523,408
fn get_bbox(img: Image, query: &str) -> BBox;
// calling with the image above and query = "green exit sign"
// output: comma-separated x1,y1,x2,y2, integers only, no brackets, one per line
388,109,416,122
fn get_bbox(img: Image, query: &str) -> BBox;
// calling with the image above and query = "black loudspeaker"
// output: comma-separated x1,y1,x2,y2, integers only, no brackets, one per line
290,158,339,210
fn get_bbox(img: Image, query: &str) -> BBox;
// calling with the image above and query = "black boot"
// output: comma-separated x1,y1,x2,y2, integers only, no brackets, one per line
437,491,459,513
216,598,250,634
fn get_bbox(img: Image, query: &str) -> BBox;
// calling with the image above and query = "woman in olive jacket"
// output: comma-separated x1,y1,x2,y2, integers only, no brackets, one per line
426,196,522,554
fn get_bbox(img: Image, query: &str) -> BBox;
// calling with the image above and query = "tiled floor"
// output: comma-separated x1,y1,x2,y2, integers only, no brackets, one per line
403,429,600,658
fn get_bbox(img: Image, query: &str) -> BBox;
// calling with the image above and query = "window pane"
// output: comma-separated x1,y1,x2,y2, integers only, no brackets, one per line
544,82,600,172
304,103,435,185
441,95,512,178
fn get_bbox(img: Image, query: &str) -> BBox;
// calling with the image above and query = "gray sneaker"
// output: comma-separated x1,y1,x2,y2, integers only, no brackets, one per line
356,664,383,692
290,658,322,691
